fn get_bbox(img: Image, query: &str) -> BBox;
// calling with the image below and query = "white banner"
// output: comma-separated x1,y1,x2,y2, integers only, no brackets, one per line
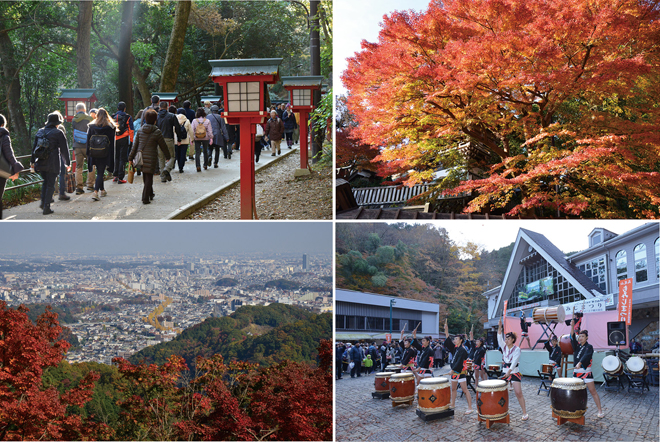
563,294,614,314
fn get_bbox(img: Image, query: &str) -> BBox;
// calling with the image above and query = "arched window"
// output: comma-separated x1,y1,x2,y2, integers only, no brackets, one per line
616,250,627,281
655,238,659,279
634,244,647,283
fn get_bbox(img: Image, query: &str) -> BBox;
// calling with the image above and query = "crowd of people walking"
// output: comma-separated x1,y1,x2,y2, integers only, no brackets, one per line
0,96,299,217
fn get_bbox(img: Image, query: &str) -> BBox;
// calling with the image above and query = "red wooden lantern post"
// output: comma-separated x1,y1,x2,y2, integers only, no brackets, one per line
209,58,283,219
58,88,98,122
58,88,98,173
281,76,323,175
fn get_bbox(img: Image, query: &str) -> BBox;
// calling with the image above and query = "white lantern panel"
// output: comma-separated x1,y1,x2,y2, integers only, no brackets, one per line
226,81,261,112
67,101,75,116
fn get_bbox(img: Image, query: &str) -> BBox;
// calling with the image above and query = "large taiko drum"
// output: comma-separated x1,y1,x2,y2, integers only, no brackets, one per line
417,377,450,414
559,334,574,355
550,377,587,419
601,355,623,376
386,364,402,373
476,379,509,420
542,363,555,375
389,372,415,405
533,306,566,324
626,356,648,376
374,372,393,393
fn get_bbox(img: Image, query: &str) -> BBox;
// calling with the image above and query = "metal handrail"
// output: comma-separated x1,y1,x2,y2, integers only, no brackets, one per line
4,149,77,193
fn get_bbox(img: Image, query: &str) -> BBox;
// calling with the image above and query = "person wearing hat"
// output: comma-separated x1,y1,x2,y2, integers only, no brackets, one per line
31,111,70,215
207,105,229,165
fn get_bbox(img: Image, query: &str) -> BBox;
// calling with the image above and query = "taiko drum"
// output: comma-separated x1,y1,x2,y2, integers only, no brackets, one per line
626,356,648,376
374,372,393,393
601,355,623,376
476,379,509,420
488,364,501,372
389,372,415,405
532,306,566,324
541,363,555,375
417,377,450,414
559,334,574,355
550,377,587,419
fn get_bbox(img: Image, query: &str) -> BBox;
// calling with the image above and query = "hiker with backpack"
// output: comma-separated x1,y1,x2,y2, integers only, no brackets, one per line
207,105,229,165
174,108,192,173
112,102,134,184
190,108,213,172
71,103,94,194
31,111,70,215
86,108,116,202
156,101,183,183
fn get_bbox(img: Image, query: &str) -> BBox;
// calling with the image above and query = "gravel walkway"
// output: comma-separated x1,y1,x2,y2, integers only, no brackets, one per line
186,148,332,220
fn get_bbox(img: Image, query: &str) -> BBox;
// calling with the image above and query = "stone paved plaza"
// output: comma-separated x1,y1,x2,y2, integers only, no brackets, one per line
335,366,659,441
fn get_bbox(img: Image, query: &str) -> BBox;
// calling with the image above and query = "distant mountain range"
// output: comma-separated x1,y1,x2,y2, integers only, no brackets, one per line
129,303,331,368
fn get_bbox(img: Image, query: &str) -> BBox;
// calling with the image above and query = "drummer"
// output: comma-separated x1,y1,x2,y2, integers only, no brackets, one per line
411,327,434,385
543,335,562,372
443,319,474,415
468,330,488,387
520,311,532,349
498,318,529,421
399,326,418,373
570,318,604,418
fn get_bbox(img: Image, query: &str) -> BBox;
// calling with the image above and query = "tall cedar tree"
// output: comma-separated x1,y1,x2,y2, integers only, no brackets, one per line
342,0,660,218
0,302,110,441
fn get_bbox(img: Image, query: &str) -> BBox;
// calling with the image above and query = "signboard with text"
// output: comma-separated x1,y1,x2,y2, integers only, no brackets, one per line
618,278,633,325
385,333,392,344
564,294,615,314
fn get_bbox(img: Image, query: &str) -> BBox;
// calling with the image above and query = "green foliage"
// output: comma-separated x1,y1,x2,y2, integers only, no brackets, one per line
336,224,515,333
214,277,238,287
264,279,301,290
130,304,330,370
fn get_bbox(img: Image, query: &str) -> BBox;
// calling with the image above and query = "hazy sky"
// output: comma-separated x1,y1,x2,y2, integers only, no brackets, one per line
427,220,656,254
335,0,430,96
1,222,333,255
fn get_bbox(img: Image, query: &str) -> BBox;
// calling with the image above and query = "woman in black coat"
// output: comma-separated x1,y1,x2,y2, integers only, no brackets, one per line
31,112,70,215
282,104,297,149
86,108,116,201
128,109,170,204
0,113,25,219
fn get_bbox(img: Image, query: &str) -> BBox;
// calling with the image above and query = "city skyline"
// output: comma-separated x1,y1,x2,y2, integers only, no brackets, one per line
1,222,333,256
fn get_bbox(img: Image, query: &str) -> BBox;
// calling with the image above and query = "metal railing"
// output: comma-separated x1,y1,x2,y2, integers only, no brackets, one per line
4,149,77,193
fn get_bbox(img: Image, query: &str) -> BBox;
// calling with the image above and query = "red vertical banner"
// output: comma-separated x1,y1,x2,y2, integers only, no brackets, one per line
503,300,508,330
618,278,633,325
385,333,392,344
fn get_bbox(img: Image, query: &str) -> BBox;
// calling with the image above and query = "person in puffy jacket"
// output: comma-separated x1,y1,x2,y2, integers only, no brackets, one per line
128,109,170,204
265,110,284,156
0,113,24,219
190,108,213,172
282,104,297,149
31,111,70,215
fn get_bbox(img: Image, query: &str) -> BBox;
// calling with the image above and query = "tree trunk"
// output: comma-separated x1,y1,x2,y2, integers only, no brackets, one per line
0,20,30,154
118,0,135,115
76,0,93,88
133,65,152,109
309,0,322,163
159,0,191,92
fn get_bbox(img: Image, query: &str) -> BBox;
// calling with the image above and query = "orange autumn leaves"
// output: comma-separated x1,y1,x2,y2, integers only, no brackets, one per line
342,0,660,217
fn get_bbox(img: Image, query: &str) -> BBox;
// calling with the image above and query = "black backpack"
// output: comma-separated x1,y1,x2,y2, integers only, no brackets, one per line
116,113,129,133
89,134,110,158
33,128,54,162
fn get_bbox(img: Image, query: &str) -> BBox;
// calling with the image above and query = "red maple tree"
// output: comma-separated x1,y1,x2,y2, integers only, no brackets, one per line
0,302,111,441
342,0,660,218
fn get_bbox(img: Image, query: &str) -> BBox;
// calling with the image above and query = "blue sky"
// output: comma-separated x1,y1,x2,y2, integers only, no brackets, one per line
334,0,430,96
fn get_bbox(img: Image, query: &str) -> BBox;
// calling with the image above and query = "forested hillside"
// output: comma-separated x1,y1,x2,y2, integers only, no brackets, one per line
336,223,513,334
130,303,331,368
